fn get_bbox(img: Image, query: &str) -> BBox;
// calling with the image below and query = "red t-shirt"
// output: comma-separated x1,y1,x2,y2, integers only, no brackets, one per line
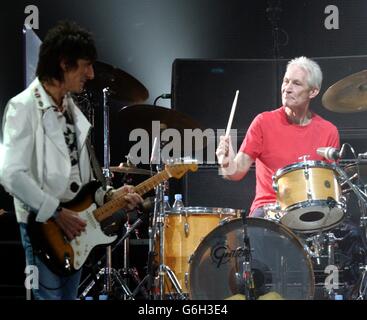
239,106,340,215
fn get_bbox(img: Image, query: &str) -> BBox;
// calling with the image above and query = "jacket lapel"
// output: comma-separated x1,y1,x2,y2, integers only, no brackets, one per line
67,96,91,151
31,79,69,158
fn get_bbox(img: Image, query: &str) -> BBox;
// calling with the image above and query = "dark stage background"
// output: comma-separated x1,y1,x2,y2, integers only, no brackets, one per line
1,0,367,299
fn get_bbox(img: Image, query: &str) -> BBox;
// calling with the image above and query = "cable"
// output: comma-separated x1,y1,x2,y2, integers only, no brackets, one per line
153,93,171,106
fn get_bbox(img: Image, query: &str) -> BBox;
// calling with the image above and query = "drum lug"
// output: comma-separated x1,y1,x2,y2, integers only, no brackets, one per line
184,272,189,289
188,254,193,264
184,222,190,236
272,177,278,192
304,170,309,180
219,217,232,226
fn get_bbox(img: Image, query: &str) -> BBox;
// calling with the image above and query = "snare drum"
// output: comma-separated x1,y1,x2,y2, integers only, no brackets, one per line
159,207,240,294
273,161,345,233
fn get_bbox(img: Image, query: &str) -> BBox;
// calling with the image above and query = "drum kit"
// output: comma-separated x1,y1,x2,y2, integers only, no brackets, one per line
77,63,367,300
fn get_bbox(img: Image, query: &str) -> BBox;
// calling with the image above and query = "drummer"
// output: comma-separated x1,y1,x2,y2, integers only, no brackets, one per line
216,56,339,218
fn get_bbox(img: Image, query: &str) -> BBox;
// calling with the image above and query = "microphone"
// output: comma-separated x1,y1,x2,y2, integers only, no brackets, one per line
100,208,128,235
316,146,343,161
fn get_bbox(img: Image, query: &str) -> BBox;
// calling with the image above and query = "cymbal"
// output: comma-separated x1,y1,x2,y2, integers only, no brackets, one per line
114,104,204,132
110,105,206,157
110,163,152,175
86,61,149,103
322,70,367,113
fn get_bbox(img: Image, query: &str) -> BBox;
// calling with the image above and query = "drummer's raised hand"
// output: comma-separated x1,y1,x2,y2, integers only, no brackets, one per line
216,135,235,167
216,135,254,180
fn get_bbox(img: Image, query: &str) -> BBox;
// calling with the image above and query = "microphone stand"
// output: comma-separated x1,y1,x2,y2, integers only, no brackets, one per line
129,137,164,300
79,216,143,300
241,212,256,300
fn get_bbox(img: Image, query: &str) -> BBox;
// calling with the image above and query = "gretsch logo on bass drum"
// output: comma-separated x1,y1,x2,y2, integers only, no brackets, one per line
211,244,246,268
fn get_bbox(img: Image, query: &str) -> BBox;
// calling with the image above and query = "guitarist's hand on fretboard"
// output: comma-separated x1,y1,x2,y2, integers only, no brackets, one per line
110,185,143,211
54,208,87,240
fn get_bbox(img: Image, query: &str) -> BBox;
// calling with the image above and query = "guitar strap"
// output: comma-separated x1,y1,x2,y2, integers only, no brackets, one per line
86,135,107,190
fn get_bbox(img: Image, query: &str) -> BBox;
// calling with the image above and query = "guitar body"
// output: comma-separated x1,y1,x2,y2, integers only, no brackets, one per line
26,162,198,276
27,181,117,276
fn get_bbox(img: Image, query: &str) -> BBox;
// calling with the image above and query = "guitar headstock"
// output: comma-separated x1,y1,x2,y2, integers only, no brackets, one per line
165,159,199,179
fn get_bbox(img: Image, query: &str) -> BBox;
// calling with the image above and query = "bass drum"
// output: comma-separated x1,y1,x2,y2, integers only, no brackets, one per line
188,218,315,300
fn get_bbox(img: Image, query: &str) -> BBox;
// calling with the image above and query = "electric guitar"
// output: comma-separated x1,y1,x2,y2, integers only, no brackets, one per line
27,162,198,276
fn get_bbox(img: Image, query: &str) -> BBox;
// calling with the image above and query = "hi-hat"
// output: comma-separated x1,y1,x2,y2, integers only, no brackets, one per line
322,70,367,113
86,61,149,103
110,163,152,175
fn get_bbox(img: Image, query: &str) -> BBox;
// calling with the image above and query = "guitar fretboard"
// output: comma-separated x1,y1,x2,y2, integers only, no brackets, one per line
94,170,170,222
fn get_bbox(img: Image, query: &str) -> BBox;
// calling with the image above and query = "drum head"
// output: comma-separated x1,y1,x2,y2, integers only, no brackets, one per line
188,218,314,300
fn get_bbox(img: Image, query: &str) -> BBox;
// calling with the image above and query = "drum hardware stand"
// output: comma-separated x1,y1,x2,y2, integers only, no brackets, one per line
305,233,325,266
119,201,156,300
324,232,343,299
147,138,187,300
128,195,162,300
334,164,367,241
79,216,143,300
334,164,367,299
240,212,256,300
356,265,367,300
113,216,150,299
80,87,136,300
154,174,187,300
101,87,120,299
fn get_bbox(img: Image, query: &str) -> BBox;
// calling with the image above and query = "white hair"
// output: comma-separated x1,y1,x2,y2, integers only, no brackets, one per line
287,56,323,90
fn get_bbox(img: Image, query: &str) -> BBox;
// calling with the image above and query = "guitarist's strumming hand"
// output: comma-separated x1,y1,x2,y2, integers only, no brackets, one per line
54,208,87,240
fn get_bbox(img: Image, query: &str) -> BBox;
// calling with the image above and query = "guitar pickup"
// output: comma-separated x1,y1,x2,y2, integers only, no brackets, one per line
64,255,71,271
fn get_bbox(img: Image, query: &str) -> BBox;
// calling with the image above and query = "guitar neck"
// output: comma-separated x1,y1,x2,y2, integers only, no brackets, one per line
94,170,170,222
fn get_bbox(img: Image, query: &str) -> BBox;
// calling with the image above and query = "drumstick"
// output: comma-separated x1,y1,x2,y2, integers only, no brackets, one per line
225,90,239,137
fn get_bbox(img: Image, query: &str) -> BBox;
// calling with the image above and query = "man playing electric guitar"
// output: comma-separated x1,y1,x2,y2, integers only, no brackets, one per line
0,21,143,300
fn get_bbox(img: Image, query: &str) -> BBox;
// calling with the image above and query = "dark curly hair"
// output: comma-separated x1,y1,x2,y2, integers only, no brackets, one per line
36,21,97,82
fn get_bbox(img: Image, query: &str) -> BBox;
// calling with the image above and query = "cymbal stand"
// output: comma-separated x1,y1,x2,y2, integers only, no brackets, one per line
152,177,185,300
148,136,186,299
334,163,367,299
100,87,133,299
354,158,367,300
78,88,135,299
129,183,183,300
